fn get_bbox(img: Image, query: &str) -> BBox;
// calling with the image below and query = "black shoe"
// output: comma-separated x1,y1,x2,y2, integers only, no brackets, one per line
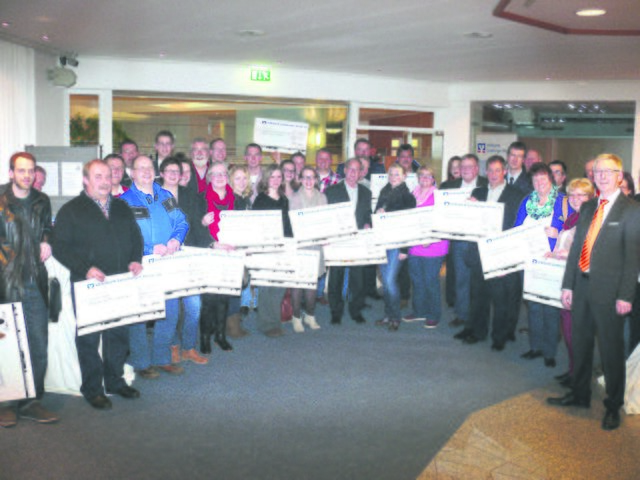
521,349,543,359
331,315,342,325
507,333,516,342
214,333,233,351
388,321,400,332
463,334,480,345
559,377,572,388
240,306,250,316
555,371,571,382
602,409,621,431
352,314,366,324
546,392,590,408
88,394,112,410
108,386,140,399
449,318,464,328
453,328,473,340
544,358,556,368
491,343,505,351
368,292,383,300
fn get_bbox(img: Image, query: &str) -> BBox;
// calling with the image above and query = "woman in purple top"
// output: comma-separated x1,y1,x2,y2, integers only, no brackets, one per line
404,166,449,328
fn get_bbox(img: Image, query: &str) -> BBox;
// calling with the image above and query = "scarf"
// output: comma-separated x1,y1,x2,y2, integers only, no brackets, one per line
205,183,235,241
526,186,558,220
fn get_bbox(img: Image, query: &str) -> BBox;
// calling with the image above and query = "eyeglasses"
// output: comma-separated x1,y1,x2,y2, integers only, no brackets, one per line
418,174,434,179
301,176,316,181
593,169,620,177
210,172,228,178
134,166,154,172
568,193,589,199
163,169,181,175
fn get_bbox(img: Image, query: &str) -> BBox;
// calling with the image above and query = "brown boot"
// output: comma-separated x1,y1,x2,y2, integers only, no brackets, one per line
226,313,249,338
170,345,181,364
182,348,209,365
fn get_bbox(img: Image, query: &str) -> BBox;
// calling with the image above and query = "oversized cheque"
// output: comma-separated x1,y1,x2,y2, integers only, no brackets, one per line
248,249,320,289
289,202,357,247
142,248,245,298
523,257,565,309
323,229,387,266
0,303,35,402
73,273,165,336
432,190,504,241
372,207,439,249
477,224,550,279
217,210,286,252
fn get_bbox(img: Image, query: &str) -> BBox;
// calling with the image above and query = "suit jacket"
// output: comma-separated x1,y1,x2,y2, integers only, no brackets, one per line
440,176,488,190
562,193,640,304
507,168,533,196
325,182,372,229
471,184,524,231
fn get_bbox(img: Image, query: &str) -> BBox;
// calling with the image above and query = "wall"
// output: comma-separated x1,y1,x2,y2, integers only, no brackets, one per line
34,51,66,147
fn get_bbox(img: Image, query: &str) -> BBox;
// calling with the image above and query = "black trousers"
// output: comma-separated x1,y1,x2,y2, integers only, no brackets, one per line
328,266,365,320
571,274,626,410
76,326,129,399
468,249,517,346
628,282,640,356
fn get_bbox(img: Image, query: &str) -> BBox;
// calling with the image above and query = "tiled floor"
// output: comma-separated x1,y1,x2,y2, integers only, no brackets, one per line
419,386,640,479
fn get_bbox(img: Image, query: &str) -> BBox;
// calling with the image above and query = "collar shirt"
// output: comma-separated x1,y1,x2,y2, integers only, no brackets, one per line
345,182,359,212
600,188,622,223
461,177,477,192
487,182,506,203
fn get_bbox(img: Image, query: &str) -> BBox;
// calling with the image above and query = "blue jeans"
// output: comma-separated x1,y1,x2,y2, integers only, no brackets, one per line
451,241,471,324
408,255,444,322
528,302,560,359
173,295,201,351
380,249,403,321
21,281,49,402
317,273,327,298
129,298,179,368
240,284,258,308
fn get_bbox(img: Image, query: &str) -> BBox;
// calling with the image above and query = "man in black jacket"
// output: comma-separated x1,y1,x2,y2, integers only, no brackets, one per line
0,152,57,427
325,158,372,325
505,141,533,196
462,155,525,349
53,159,144,410
440,154,488,333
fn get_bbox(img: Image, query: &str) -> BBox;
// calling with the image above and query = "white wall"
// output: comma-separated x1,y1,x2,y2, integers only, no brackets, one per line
34,51,66,147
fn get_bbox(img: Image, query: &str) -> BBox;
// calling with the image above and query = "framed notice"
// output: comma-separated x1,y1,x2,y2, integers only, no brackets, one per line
253,117,309,154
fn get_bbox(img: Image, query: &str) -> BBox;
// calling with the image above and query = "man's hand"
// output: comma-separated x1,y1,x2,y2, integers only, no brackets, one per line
616,300,632,316
166,239,181,255
212,242,235,252
40,242,52,262
86,267,106,282
153,244,168,256
561,289,573,310
399,253,408,261
128,262,143,276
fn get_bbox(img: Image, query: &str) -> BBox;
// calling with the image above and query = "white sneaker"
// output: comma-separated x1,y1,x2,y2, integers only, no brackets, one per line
291,316,305,333
303,313,321,330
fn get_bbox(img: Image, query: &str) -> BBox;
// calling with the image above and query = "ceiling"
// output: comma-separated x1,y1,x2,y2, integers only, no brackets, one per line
1,0,639,83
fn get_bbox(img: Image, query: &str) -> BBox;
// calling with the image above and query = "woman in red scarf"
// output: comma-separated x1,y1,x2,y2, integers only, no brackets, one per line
200,161,236,353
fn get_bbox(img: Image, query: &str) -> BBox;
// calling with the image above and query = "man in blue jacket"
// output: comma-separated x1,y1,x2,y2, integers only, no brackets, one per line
121,155,189,379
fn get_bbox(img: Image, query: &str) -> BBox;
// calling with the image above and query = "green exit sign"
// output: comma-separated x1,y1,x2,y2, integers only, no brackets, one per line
250,66,271,82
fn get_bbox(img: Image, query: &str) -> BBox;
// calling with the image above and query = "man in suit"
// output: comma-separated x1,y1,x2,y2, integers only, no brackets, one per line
460,155,525,349
505,141,533,196
548,153,640,431
336,138,386,178
325,158,372,325
440,154,488,332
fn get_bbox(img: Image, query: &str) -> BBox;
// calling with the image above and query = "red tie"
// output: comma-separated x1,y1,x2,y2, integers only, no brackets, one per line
579,199,608,272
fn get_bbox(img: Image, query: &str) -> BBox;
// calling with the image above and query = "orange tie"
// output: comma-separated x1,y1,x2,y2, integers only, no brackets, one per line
579,199,608,272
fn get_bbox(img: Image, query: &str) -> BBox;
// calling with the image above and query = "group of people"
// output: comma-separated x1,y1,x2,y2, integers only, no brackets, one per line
1,134,639,433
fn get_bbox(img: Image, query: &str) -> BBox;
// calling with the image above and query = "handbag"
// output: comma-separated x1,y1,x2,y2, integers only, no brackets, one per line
280,288,293,323
49,278,62,323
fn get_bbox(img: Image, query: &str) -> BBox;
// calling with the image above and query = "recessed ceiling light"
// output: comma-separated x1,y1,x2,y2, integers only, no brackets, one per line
237,29,265,37
159,52,166,58
464,32,493,39
40,34,50,42
1,21,11,28
576,8,606,17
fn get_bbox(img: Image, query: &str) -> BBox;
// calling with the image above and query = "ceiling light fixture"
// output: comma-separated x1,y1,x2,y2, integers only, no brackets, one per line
237,29,265,38
40,34,50,42
1,21,10,28
464,32,493,39
576,8,606,17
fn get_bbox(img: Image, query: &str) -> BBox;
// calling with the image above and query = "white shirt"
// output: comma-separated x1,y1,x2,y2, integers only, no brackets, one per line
345,182,359,212
461,177,477,192
487,182,506,203
599,188,622,224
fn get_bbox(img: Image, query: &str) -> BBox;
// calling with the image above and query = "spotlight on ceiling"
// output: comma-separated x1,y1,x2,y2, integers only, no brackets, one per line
576,8,606,17
60,54,79,68
48,55,79,88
